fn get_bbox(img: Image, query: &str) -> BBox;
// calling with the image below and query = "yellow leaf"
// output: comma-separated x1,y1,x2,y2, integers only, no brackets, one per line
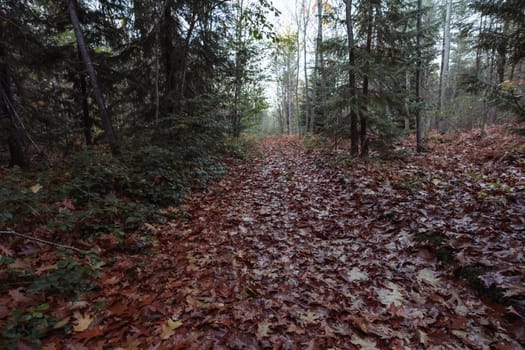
160,319,183,340
30,183,43,193
73,311,93,332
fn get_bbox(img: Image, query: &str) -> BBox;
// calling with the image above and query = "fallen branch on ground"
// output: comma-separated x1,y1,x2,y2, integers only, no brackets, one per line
0,230,86,254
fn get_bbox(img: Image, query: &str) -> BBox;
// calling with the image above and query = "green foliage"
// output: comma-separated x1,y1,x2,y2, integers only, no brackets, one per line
0,168,50,227
27,251,96,296
0,249,99,348
2,304,57,349
216,136,258,161
0,140,227,239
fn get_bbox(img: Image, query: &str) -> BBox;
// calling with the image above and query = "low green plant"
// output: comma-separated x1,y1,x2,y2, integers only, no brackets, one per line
0,168,50,227
2,304,57,349
28,251,96,296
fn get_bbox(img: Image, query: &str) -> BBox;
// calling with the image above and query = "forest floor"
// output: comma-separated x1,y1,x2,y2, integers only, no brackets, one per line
2,126,525,349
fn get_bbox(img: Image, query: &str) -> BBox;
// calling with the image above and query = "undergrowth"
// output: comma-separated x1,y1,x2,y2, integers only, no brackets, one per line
0,142,232,348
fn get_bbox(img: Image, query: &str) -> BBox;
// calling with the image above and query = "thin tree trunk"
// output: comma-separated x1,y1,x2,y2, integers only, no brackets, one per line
233,0,245,137
295,28,300,135
361,1,373,158
438,0,451,112
301,0,311,134
78,47,92,146
68,0,119,155
415,0,423,152
345,0,358,156
311,0,323,133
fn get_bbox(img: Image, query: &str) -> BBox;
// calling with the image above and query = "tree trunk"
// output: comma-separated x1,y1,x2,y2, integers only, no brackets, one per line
345,0,358,156
415,0,424,152
68,0,119,155
301,0,311,134
311,0,324,133
233,0,245,137
78,47,92,146
438,0,452,112
0,44,28,168
361,1,373,158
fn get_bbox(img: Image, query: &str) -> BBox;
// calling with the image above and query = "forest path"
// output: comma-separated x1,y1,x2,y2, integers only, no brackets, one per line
57,135,524,349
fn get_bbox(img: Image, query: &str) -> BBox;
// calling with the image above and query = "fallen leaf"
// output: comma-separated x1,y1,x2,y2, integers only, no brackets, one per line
8,288,33,304
73,311,93,332
351,334,379,350
53,317,70,329
416,268,441,287
300,311,319,325
347,267,368,282
30,183,43,193
36,263,58,274
376,282,404,307
160,319,183,340
256,321,271,340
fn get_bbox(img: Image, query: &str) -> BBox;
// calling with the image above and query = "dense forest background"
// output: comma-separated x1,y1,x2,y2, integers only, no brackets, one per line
1,0,524,167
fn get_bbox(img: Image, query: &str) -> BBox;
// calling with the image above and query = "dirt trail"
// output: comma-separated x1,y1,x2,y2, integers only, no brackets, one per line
54,136,524,349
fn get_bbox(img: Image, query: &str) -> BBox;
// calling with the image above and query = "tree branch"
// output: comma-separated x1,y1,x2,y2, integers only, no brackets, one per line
0,230,86,254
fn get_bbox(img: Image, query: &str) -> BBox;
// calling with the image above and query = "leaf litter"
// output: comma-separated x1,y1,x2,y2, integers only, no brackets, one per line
1,126,524,349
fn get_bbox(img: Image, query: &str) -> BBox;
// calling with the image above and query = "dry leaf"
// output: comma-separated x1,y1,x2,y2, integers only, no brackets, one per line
73,311,93,332
256,321,271,340
160,319,183,340
351,335,379,350
416,268,440,287
376,282,404,307
30,183,43,193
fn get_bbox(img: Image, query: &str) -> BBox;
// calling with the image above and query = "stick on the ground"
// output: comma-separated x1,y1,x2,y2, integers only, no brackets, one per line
0,230,86,254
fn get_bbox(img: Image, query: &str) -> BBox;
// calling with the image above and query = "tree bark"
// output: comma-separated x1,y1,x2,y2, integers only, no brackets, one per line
311,0,324,133
415,0,424,152
438,0,452,113
361,1,373,158
345,0,358,156
300,0,311,135
68,0,119,155
77,47,92,146
0,43,28,168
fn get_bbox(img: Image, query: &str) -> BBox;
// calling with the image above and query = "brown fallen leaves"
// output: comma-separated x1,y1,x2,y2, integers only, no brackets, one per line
1,126,524,349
